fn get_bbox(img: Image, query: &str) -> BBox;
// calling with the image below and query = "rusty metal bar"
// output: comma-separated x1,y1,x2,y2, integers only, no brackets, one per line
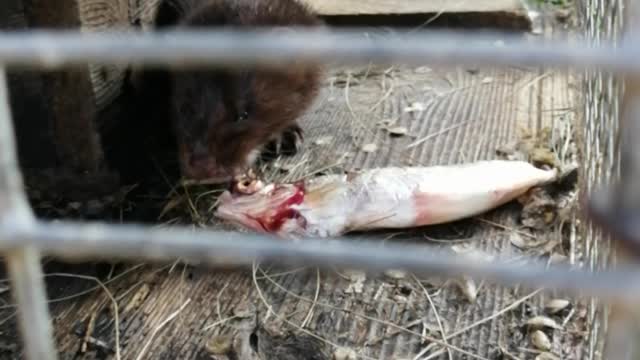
0,220,639,302
0,66,57,360
0,29,632,72
4,247,58,360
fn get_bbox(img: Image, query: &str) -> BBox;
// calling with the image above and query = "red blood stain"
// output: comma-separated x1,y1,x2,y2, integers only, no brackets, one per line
255,185,306,233
412,189,449,226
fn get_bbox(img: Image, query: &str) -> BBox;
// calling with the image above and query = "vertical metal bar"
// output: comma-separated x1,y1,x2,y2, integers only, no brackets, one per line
0,65,57,360
5,247,58,360
601,1,640,359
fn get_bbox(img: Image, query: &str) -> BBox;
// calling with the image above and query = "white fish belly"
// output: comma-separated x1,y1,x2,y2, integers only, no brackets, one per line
304,161,556,233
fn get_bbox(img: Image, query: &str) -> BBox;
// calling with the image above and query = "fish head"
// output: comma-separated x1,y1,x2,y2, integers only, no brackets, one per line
214,181,307,235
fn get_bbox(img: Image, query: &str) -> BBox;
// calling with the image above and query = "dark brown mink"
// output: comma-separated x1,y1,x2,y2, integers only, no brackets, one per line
126,0,324,183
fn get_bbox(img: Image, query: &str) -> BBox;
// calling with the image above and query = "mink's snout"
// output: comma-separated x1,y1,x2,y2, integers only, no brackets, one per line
138,0,324,185
180,143,236,182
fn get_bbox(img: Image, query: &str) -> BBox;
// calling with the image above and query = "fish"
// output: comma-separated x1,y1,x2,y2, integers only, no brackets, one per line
214,160,558,239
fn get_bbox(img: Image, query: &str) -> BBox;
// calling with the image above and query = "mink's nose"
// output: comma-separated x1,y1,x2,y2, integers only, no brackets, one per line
184,153,232,183
189,153,215,173
186,143,218,177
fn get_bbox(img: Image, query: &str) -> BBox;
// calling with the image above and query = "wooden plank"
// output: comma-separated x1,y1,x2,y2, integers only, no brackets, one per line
300,0,529,16
0,0,58,171
22,0,105,175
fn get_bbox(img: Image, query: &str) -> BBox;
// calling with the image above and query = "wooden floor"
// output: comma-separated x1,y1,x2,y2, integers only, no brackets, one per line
0,8,594,360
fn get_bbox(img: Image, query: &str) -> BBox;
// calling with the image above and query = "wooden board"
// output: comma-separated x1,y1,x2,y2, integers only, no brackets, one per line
300,0,530,16
0,0,60,170
22,0,105,174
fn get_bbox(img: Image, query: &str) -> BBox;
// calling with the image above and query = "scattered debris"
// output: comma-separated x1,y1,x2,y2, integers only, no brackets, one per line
279,163,295,173
509,231,548,249
494,124,579,233
545,299,571,315
449,246,495,302
531,330,552,351
455,275,478,303
361,143,378,153
334,347,357,360
206,335,233,355
481,77,494,84
527,316,562,330
530,147,556,168
344,270,366,294
519,188,558,230
414,66,432,74
536,353,561,360
495,127,560,168
384,269,407,280
314,136,334,146
403,102,427,113
387,126,408,137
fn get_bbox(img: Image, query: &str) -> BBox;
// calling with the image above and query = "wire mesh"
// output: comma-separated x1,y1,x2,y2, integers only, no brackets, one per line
577,0,625,358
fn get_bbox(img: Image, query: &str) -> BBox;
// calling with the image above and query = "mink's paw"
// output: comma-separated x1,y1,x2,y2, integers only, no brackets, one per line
262,125,304,160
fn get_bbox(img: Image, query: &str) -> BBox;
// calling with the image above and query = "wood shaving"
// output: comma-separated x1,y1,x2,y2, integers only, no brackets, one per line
314,136,334,146
384,269,407,280
361,143,378,153
455,275,478,303
509,232,548,249
536,353,561,360
334,347,357,360
387,126,408,137
544,299,570,314
344,270,366,294
526,316,562,330
531,330,552,351
403,102,427,113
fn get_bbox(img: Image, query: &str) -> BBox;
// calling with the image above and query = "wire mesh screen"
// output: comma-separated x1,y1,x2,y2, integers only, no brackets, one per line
577,0,625,358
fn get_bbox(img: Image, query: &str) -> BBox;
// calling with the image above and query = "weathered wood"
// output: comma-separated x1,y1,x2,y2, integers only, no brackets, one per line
77,0,131,111
21,0,105,175
0,0,58,171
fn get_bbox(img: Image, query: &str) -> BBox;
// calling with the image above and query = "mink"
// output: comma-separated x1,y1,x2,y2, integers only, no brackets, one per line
124,0,324,183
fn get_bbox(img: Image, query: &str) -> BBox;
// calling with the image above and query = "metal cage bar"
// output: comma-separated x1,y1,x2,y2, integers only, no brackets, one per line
0,29,632,71
0,66,57,359
0,26,637,359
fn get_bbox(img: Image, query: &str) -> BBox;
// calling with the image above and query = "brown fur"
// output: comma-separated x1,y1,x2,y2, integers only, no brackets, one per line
131,0,324,181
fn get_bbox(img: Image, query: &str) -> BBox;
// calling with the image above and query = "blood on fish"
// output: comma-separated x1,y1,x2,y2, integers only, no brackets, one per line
215,161,559,238
257,185,305,232
412,190,451,225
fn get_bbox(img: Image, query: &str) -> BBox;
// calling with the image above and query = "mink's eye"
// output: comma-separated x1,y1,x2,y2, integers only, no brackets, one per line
237,110,249,122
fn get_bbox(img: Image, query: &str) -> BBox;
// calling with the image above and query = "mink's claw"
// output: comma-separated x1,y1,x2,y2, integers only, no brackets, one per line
261,124,304,160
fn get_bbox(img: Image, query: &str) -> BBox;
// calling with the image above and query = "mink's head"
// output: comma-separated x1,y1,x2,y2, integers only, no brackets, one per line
170,66,321,182
159,0,324,182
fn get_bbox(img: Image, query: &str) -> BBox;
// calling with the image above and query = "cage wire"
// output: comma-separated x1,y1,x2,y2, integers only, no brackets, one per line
576,0,625,358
